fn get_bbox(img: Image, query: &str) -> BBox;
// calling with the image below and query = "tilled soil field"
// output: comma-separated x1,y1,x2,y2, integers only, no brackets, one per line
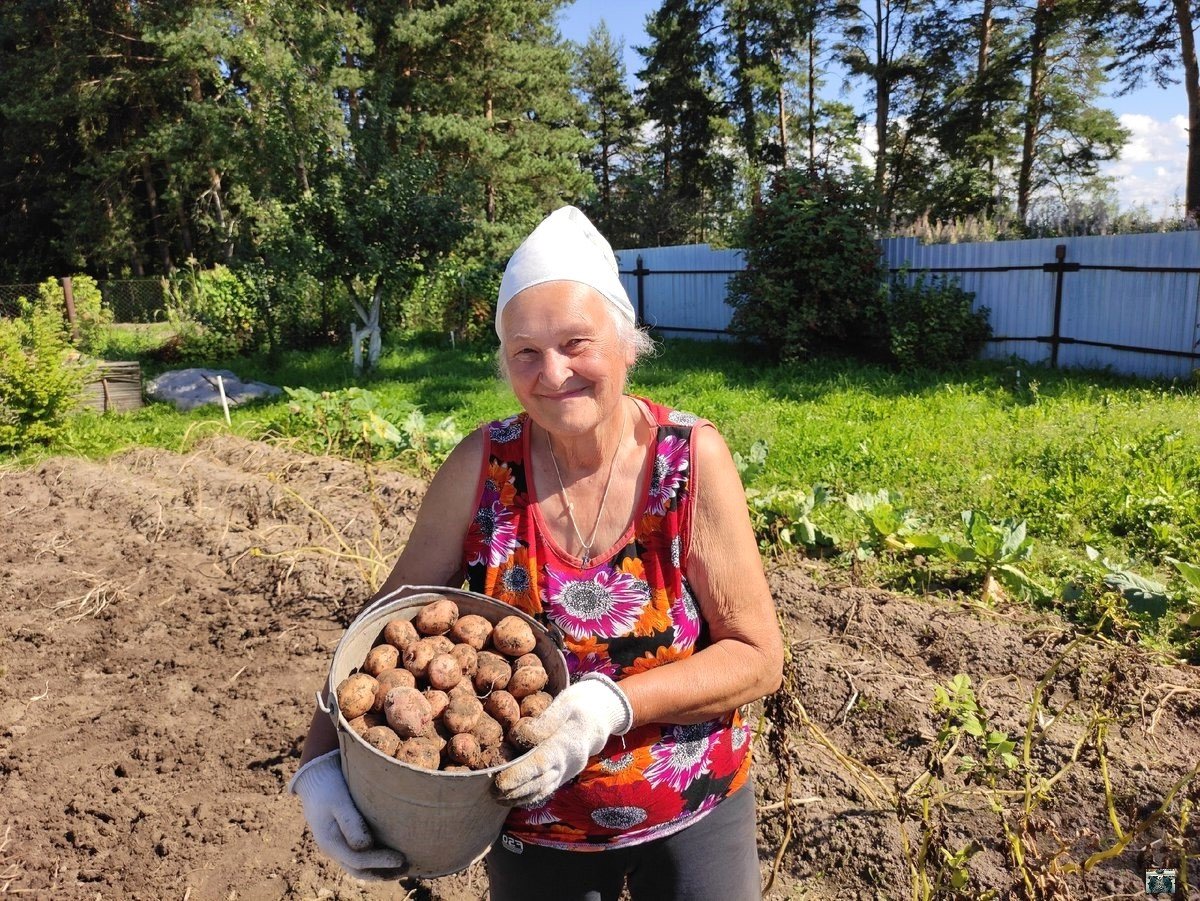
1,437,1197,900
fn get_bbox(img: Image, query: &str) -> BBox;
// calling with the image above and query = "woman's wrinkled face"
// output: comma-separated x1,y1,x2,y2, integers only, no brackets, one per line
499,281,634,437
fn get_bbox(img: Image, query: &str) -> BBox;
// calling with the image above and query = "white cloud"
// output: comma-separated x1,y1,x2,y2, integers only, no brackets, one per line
1102,113,1187,213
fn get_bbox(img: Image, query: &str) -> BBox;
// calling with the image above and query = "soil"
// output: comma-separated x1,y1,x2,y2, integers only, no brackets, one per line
1,437,1197,900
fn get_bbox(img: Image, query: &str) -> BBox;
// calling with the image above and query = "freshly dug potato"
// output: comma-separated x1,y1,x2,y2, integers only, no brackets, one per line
362,644,400,676
347,711,386,736
337,673,379,720
414,598,459,636
428,634,455,655
513,652,542,670
446,733,484,768
450,643,478,678
483,690,521,730
447,677,476,700
402,637,440,679
395,738,440,770
481,742,520,768
491,615,536,657
442,694,484,734
507,716,543,750
419,720,449,752
470,712,504,749
373,668,417,712
519,691,553,719
362,725,401,757
449,614,493,650
426,653,463,691
422,688,450,719
473,652,512,692
383,686,433,738
444,765,472,773
382,618,419,652
506,664,548,700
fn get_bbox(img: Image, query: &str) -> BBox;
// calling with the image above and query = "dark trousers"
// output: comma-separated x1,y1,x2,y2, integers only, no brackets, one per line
484,787,761,901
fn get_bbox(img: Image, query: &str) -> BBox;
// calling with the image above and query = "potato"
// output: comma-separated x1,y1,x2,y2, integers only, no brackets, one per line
442,694,483,734
419,720,448,752
491,616,536,657
519,691,553,719
395,738,440,770
481,742,520,768
450,614,493,650
507,716,543,750
422,688,449,719
446,733,484,768
347,711,386,736
470,712,505,749
428,634,455,655
337,673,379,720
450,643,478,678
483,690,521,730
443,764,472,773
447,677,476,701
373,668,417,712
473,652,512,692
382,618,419,652
402,637,440,679
383,686,433,738
362,644,400,676
513,652,542,670
361,725,401,757
506,664,548,700
426,653,463,691
414,598,459,636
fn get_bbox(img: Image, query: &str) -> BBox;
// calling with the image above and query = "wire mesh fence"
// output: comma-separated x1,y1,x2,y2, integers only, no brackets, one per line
0,278,170,324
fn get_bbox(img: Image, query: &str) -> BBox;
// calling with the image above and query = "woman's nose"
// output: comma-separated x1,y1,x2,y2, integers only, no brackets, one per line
539,350,571,388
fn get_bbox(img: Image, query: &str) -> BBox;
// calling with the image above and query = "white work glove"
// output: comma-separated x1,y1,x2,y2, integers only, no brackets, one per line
493,672,634,808
289,750,407,880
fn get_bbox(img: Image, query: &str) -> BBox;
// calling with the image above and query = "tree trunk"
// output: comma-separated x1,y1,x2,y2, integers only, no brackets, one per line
1017,0,1051,225
140,155,174,273
978,0,996,202
808,30,817,175
1175,0,1200,221
484,87,496,223
874,0,889,219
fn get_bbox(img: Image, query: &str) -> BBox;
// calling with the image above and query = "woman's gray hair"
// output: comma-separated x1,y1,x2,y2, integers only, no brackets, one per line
495,302,658,384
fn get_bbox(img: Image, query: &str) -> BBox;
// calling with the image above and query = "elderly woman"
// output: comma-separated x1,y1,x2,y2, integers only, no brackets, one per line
290,207,785,899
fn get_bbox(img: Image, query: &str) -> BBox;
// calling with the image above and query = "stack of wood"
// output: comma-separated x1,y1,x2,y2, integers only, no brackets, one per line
79,361,143,413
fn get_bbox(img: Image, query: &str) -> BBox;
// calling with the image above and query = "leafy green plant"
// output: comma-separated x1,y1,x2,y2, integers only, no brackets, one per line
36,275,112,354
885,271,992,369
1084,546,1170,622
733,438,768,484
168,263,264,359
845,488,943,555
932,674,1020,784
0,296,92,452
726,169,887,361
940,511,1047,603
745,484,838,553
1167,557,1200,628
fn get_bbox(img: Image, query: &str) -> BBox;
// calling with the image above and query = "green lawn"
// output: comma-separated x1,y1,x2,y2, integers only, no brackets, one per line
23,333,1200,646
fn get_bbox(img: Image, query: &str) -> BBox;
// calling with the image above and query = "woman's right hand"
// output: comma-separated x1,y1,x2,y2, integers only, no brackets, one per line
289,750,407,880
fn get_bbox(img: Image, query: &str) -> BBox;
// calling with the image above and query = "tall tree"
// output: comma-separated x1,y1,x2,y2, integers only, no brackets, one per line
573,22,643,242
1097,0,1200,220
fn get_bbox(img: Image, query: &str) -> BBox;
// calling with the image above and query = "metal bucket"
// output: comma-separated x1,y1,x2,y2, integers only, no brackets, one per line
324,584,568,878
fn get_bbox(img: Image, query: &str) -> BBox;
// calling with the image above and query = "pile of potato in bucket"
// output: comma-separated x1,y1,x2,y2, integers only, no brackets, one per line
336,597,555,771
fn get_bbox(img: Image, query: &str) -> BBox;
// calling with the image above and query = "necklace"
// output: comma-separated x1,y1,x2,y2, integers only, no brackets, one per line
545,404,628,567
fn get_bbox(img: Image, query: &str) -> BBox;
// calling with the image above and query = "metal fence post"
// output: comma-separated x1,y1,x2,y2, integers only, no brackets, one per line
61,276,80,343
1043,244,1080,369
634,255,648,324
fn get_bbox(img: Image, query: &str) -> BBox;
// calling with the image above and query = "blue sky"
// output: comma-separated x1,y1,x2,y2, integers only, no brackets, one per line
557,0,1190,217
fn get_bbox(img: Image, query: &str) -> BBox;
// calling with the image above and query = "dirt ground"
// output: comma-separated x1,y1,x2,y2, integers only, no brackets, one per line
1,437,1197,900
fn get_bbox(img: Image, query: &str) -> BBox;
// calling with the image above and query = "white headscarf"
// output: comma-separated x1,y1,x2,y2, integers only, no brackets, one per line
495,206,635,336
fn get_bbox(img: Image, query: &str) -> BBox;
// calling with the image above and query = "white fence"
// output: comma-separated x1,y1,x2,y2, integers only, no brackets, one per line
616,232,1200,380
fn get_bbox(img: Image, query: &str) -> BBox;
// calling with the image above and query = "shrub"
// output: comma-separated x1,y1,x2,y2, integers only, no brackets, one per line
727,170,887,361
168,264,265,359
885,272,992,369
36,275,112,354
0,296,92,452
393,257,503,346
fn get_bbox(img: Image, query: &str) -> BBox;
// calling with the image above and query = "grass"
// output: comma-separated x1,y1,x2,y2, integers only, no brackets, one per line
11,331,1200,638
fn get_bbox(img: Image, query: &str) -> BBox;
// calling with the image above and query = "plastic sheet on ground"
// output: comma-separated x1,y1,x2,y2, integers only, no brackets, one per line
144,368,282,411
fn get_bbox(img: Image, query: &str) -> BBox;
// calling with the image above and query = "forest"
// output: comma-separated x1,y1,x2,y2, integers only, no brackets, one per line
1,1,1198,290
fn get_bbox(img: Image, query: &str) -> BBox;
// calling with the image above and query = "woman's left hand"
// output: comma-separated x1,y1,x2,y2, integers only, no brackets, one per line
493,673,633,807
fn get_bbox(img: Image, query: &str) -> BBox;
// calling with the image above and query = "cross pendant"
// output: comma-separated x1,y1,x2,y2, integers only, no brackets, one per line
580,550,590,567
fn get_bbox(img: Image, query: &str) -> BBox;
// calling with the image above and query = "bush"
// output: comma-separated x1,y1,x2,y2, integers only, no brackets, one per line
393,257,503,346
885,272,992,369
36,275,112,354
0,296,92,452
727,170,887,361
168,264,265,359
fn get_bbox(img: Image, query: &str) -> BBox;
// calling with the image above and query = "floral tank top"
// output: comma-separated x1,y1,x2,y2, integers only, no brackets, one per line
463,396,752,850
